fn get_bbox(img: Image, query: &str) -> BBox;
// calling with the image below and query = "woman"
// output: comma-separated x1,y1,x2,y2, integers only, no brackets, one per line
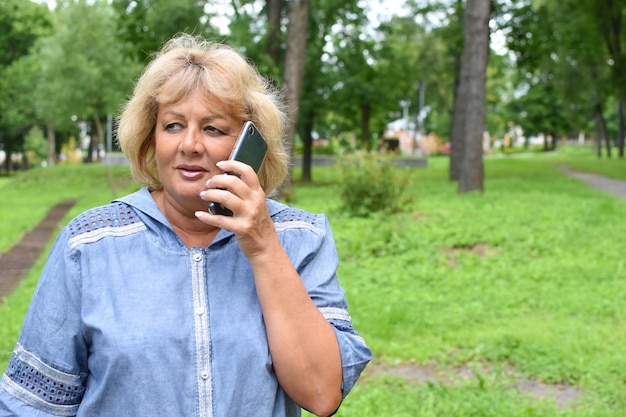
0,34,371,417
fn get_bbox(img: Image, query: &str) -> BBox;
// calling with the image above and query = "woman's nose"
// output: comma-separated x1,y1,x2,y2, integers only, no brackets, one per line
180,127,203,154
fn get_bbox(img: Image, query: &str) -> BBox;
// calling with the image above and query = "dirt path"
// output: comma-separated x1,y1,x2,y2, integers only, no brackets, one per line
362,360,583,410
0,199,76,302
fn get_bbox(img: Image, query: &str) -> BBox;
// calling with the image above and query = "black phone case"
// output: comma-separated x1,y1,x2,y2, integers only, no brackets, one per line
208,122,268,216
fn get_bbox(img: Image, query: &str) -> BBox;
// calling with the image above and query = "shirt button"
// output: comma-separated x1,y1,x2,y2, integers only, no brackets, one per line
201,371,209,380
195,307,205,315
193,253,202,262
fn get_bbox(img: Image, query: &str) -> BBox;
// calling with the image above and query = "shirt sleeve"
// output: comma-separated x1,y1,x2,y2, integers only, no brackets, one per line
277,211,372,398
0,228,88,416
0,387,65,417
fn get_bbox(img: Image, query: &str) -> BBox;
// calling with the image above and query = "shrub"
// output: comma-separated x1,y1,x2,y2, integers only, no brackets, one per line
337,151,411,216
23,127,48,167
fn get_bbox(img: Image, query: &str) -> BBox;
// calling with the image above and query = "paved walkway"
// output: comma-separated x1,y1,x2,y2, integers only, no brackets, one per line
559,165,626,199
0,200,76,302
0,166,625,302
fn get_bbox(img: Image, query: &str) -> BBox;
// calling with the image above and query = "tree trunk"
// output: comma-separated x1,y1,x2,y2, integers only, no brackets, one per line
0,131,7,173
617,100,625,157
360,102,371,150
279,0,310,201
448,0,465,181
93,109,118,195
4,150,11,173
93,111,104,163
449,72,466,181
457,0,490,193
604,131,612,158
46,124,56,166
589,67,609,157
594,103,610,157
301,110,314,182
594,109,602,157
266,0,284,68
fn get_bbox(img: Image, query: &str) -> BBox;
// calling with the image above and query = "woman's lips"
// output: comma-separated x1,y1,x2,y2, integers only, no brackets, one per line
176,164,207,180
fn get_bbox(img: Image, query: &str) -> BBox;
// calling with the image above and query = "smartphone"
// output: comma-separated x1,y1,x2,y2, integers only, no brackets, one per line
208,121,268,216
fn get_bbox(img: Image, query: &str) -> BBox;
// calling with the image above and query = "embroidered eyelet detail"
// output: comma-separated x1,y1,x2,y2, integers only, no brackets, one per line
68,202,138,236
5,355,85,406
273,208,317,225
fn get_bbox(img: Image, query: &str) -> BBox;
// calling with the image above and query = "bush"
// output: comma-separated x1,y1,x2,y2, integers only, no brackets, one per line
337,151,411,216
23,127,48,167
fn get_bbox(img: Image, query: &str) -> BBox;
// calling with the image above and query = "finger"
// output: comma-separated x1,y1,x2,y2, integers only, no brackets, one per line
216,160,260,187
195,209,226,225
200,188,241,217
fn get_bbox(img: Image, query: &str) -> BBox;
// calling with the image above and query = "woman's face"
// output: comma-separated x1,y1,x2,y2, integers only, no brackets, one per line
154,90,244,211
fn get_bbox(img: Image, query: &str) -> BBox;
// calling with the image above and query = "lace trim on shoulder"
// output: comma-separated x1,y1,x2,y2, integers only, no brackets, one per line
67,202,140,236
0,344,85,416
67,202,147,249
272,207,320,232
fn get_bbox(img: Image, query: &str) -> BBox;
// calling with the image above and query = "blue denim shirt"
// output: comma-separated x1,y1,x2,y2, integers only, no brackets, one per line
0,188,371,417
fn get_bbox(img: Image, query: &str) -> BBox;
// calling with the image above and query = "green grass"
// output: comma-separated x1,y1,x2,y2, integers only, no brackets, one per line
550,144,626,179
0,164,137,253
1,147,625,416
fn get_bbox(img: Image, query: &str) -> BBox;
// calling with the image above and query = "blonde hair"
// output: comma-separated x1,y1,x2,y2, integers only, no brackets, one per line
117,33,288,194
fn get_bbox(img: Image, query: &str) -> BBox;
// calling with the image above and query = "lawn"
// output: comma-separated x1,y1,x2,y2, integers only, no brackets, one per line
1,145,625,416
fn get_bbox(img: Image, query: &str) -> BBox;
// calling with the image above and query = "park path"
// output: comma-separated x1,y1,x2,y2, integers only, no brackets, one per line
0,199,75,302
559,165,626,199
1,165,625,302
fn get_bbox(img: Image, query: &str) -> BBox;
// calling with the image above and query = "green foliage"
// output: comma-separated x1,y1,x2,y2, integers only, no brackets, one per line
23,126,47,166
0,0,51,155
32,0,141,127
0,0,51,68
112,0,214,65
337,151,411,216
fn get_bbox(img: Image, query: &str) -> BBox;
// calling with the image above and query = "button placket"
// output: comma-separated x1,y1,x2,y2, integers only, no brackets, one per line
190,249,212,416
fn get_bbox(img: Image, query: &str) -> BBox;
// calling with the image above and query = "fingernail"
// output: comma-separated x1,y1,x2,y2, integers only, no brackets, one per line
216,161,225,167
194,211,203,219
204,179,211,187
199,191,206,198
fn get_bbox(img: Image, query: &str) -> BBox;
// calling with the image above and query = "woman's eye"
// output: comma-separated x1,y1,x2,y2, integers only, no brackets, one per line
164,122,183,131
204,125,226,136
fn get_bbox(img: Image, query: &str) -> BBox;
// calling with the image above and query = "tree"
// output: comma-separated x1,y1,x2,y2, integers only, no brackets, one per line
506,0,616,156
1,53,46,168
31,0,141,167
596,0,626,157
265,0,285,68
0,0,51,172
297,0,366,182
280,0,310,199
377,13,464,149
326,6,394,151
112,0,211,64
451,0,490,193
